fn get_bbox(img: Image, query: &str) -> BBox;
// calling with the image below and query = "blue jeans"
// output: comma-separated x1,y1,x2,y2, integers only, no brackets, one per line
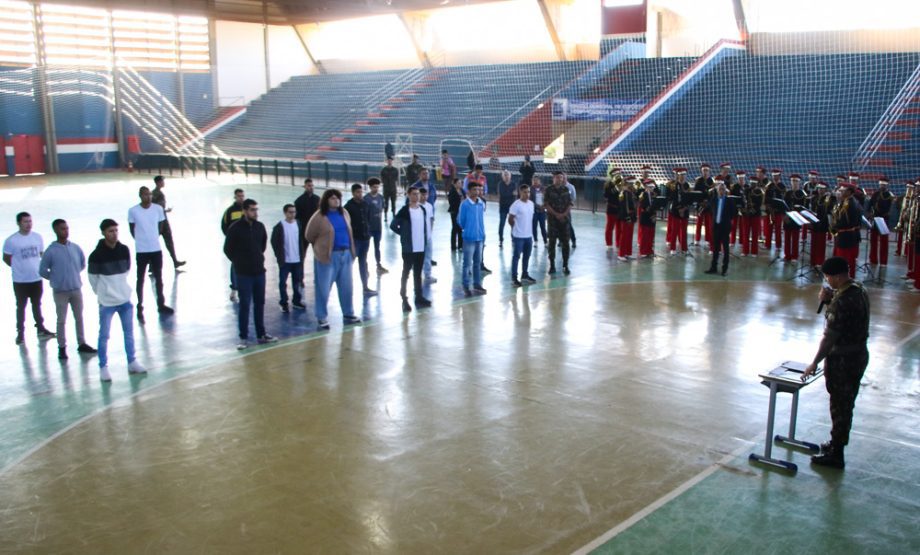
98,302,135,368
462,241,483,288
511,237,533,279
314,250,355,321
230,265,237,291
279,262,303,305
355,238,371,289
237,273,266,340
533,212,547,242
423,237,433,278
498,207,510,243
369,228,382,265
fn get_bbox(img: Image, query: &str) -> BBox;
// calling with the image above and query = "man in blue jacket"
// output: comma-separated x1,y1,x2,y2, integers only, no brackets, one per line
458,183,487,296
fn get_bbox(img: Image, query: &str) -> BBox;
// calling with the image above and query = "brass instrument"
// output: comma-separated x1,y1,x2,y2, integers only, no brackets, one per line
896,185,918,241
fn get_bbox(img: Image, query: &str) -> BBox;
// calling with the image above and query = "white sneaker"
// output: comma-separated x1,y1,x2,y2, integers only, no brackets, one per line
99,367,112,382
669,250,677,256
128,360,147,374
617,256,627,262
237,340,249,350
229,290,239,303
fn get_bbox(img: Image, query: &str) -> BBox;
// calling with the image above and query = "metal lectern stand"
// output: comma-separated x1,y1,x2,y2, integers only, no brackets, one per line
749,361,823,473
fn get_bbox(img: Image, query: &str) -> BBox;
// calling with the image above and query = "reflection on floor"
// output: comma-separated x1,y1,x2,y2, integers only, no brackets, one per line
0,173,918,553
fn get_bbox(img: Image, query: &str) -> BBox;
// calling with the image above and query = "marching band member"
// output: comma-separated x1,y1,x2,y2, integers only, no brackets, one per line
740,171,763,256
638,179,657,257
810,183,831,267
617,176,638,261
831,184,862,278
667,168,691,255
764,169,786,250
639,165,657,194
753,166,769,241
801,170,820,242
868,177,893,266
693,163,714,248
782,174,807,262
603,168,622,250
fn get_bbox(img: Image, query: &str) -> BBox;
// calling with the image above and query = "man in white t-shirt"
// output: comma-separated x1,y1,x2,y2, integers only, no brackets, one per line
127,186,173,323
270,204,305,312
508,185,537,287
4,211,56,345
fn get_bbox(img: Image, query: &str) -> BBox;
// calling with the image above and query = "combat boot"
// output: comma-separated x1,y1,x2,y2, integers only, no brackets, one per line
811,443,845,469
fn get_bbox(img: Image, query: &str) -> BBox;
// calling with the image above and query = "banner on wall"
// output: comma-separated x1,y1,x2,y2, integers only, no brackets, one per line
551,97,644,122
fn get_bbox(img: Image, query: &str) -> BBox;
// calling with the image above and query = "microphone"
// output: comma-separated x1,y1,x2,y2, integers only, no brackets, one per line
817,299,828,314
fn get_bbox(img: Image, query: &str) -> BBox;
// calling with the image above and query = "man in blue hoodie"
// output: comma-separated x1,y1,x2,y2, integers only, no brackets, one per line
457,182,487,296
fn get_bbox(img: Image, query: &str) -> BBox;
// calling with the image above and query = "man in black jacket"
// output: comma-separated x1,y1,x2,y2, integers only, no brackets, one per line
270,204,304,313
389,187,431,312
705,179,737,276
381,158,399,221
518,155,535,186
224,199,276,349
221,188,245,302
344,184,376,297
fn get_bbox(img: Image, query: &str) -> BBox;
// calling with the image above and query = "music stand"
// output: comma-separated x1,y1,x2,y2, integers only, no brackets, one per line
858,216,892,285
785,210,820,281
749,361,823,474
767,198,789,267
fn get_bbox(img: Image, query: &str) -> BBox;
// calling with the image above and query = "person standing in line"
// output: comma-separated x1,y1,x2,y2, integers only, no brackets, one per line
405,154,423,192
497,170,517,249
802,256,871,469
128,186,174,323
270,204,306,313
413,167,439,269
463,165,491,274
39,219,97,360
5,212,56,345
508,184,536,287
390,187,432,312
418,187,437,284
150,175,186,270
458,183,487,296
344,184,377,297
637,179,658,258
223,199,278,349
384,140,395,161
304,189,362,330
294,178,320,264
221,188,246,302
518,154,535,186
705,180,737,276
364,178,389,275
531,176,548,247
380,157,400,222
87,219,145,382
617,176,637,261
564,173,578,249
440,149,457,191
447,177,465,252
603,171,621,250
545,172,573,276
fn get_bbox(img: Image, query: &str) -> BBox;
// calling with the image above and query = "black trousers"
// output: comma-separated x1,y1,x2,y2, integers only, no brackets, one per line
450,212,463,250
136,251,165,308
710,224,731,271
383,187,397,217
161,220,179,264
825,351,869,446
13,280,44,334
400,252,424,300
547,218,570,267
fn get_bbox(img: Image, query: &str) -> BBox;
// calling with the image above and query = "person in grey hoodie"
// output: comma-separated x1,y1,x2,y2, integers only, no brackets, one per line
39,219,97,360
87,219,146,382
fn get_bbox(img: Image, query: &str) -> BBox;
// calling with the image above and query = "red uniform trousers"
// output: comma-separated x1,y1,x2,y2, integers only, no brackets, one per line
783,228,800,261
810,230,827,267
638,223,655,256
668,217,688,252
907,242,916,278
618,221,635,257
740,215,760,255
694,213,712,244
605,214,619,248
730,218,739,244
764,213,783,249
833,245,858,278
869,228,889,265
895,230,903,256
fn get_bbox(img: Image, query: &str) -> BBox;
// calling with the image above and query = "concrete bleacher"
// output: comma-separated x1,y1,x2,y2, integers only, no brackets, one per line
598,52,920,188
208,61,586,164
571,57,694,100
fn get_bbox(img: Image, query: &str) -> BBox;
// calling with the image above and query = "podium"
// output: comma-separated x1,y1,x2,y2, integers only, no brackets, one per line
749,361,823,473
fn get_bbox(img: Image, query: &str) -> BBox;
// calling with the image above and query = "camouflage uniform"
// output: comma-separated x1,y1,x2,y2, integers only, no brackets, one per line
819,280,870,447
544,184,572,269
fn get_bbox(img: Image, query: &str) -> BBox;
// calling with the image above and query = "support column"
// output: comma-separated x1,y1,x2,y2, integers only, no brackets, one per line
208,17,220,107
32,2,58,173
291,24,326,75
536,0,567,62
175,26,186,116
107,10,127,168
398,13,431,69
262,1,271,92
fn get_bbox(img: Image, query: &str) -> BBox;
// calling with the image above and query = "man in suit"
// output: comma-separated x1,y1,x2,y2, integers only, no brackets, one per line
705,178,737,276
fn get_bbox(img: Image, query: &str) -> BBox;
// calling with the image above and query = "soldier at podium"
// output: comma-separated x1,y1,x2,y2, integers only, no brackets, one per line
803,256,870,469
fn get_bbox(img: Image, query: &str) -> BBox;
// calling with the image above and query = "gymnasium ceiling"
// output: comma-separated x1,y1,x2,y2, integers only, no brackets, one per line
38,0,504,25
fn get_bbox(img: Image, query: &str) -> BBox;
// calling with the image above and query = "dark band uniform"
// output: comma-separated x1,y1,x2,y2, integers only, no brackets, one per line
868,187,894,265
832,193,863,278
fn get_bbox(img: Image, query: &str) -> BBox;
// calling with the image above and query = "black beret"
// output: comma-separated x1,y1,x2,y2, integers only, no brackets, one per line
820,256,849,276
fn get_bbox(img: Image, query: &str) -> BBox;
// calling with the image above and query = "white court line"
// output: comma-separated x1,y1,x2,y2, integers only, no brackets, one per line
571,439,755,555
894,326,920,351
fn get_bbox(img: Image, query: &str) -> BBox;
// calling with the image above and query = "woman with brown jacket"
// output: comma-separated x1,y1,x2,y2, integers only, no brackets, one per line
304,189,361,330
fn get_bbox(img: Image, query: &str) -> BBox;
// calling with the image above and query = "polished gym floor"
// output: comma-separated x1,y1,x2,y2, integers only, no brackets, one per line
0,173,917,553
